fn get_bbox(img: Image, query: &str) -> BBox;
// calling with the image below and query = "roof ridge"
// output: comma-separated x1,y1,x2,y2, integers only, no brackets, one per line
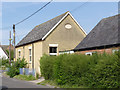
102,14,120,20
34,12,68,29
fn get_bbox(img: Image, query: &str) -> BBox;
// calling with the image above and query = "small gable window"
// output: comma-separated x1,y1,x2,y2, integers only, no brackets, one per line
65,24,72,29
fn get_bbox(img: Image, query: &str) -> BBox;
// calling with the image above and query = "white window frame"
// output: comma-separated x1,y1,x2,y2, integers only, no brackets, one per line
49,44,58,47
29,48,32,63
49,44,58,56
18,49,21,58
23,46,25,58
59,51,74,55
112,49,119,53
65,23,72,29
49,53,57,56
69,51,74,54
85,52,92,56
28,46,32,49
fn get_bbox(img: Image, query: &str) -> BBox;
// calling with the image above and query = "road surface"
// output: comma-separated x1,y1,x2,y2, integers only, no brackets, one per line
1,75,49,89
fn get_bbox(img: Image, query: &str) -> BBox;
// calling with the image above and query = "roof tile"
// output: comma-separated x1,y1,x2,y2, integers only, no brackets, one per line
74,14,120,50
16,12,68,47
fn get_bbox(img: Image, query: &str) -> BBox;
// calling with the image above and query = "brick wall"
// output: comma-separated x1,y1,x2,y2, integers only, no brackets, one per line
75,47,120,55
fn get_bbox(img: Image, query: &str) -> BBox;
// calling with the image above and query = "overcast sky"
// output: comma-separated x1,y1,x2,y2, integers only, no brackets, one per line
1,1,118,45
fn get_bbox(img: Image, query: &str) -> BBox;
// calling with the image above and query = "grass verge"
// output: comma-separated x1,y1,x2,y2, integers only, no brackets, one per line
14,75,36,81
2,72,10,78
37,80,87,88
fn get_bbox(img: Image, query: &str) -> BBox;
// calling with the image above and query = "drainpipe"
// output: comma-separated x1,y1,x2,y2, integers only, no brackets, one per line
32,44,34,69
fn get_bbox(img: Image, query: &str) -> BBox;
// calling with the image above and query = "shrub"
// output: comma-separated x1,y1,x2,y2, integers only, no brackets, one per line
6,50,14,60
40,54,92,85
40,54,56,80
54,54,91,85
82,52,120,88
0,58,9,67
40,51,120,88
7,58,27,78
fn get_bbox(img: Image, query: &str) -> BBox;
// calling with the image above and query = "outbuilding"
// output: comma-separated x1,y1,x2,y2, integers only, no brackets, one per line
74,14,120,55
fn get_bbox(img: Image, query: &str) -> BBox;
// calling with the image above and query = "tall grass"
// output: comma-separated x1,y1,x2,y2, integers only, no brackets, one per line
40,51,120,88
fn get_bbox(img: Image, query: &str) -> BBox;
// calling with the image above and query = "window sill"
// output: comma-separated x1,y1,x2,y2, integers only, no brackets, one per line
49,53,57,56
29,61,32,64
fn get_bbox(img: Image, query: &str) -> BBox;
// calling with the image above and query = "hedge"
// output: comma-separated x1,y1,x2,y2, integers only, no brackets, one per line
40,51,120,88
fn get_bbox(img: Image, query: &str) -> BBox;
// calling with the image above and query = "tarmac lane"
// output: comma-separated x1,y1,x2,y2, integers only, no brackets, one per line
1,75,49,89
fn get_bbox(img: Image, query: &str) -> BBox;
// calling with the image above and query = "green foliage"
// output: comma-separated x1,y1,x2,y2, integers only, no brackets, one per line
6,50,14,60
36,73,39,79
14,74,36,81
0,58,10,67
40,51,120,88
81,53,120,88
40,54,56,80
7,58,27,78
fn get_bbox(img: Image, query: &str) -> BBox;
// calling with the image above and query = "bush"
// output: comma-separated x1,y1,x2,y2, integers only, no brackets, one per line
6,50,14,60
7,58,27,78
40,51,120,88
54,54,91,85
81,53,120,88
0,58,9,67
40,55,56,80
40,54,92,85
0,58,14,68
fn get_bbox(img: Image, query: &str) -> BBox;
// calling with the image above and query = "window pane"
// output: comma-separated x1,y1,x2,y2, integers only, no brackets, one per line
29,49,31,55
87,54,91,56
30,56,31,61
19,51,21,57
49,47,57,53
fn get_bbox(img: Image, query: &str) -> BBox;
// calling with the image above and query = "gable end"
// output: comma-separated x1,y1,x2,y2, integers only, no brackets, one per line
42,12,86,40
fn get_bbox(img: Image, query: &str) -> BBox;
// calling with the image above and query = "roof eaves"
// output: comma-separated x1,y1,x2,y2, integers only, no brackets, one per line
15,38,42,48
74,43,120,51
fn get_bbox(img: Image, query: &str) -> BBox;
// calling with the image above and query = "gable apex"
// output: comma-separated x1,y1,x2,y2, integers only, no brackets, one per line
67,12,87,35
41,11,69,40
42,11,86,40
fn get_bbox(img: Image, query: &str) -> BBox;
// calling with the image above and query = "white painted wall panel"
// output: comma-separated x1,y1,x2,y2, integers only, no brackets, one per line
0,47,8,59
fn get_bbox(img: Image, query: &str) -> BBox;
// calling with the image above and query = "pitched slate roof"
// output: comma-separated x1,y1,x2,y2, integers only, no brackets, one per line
16,12,68,47
74,14,120,51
